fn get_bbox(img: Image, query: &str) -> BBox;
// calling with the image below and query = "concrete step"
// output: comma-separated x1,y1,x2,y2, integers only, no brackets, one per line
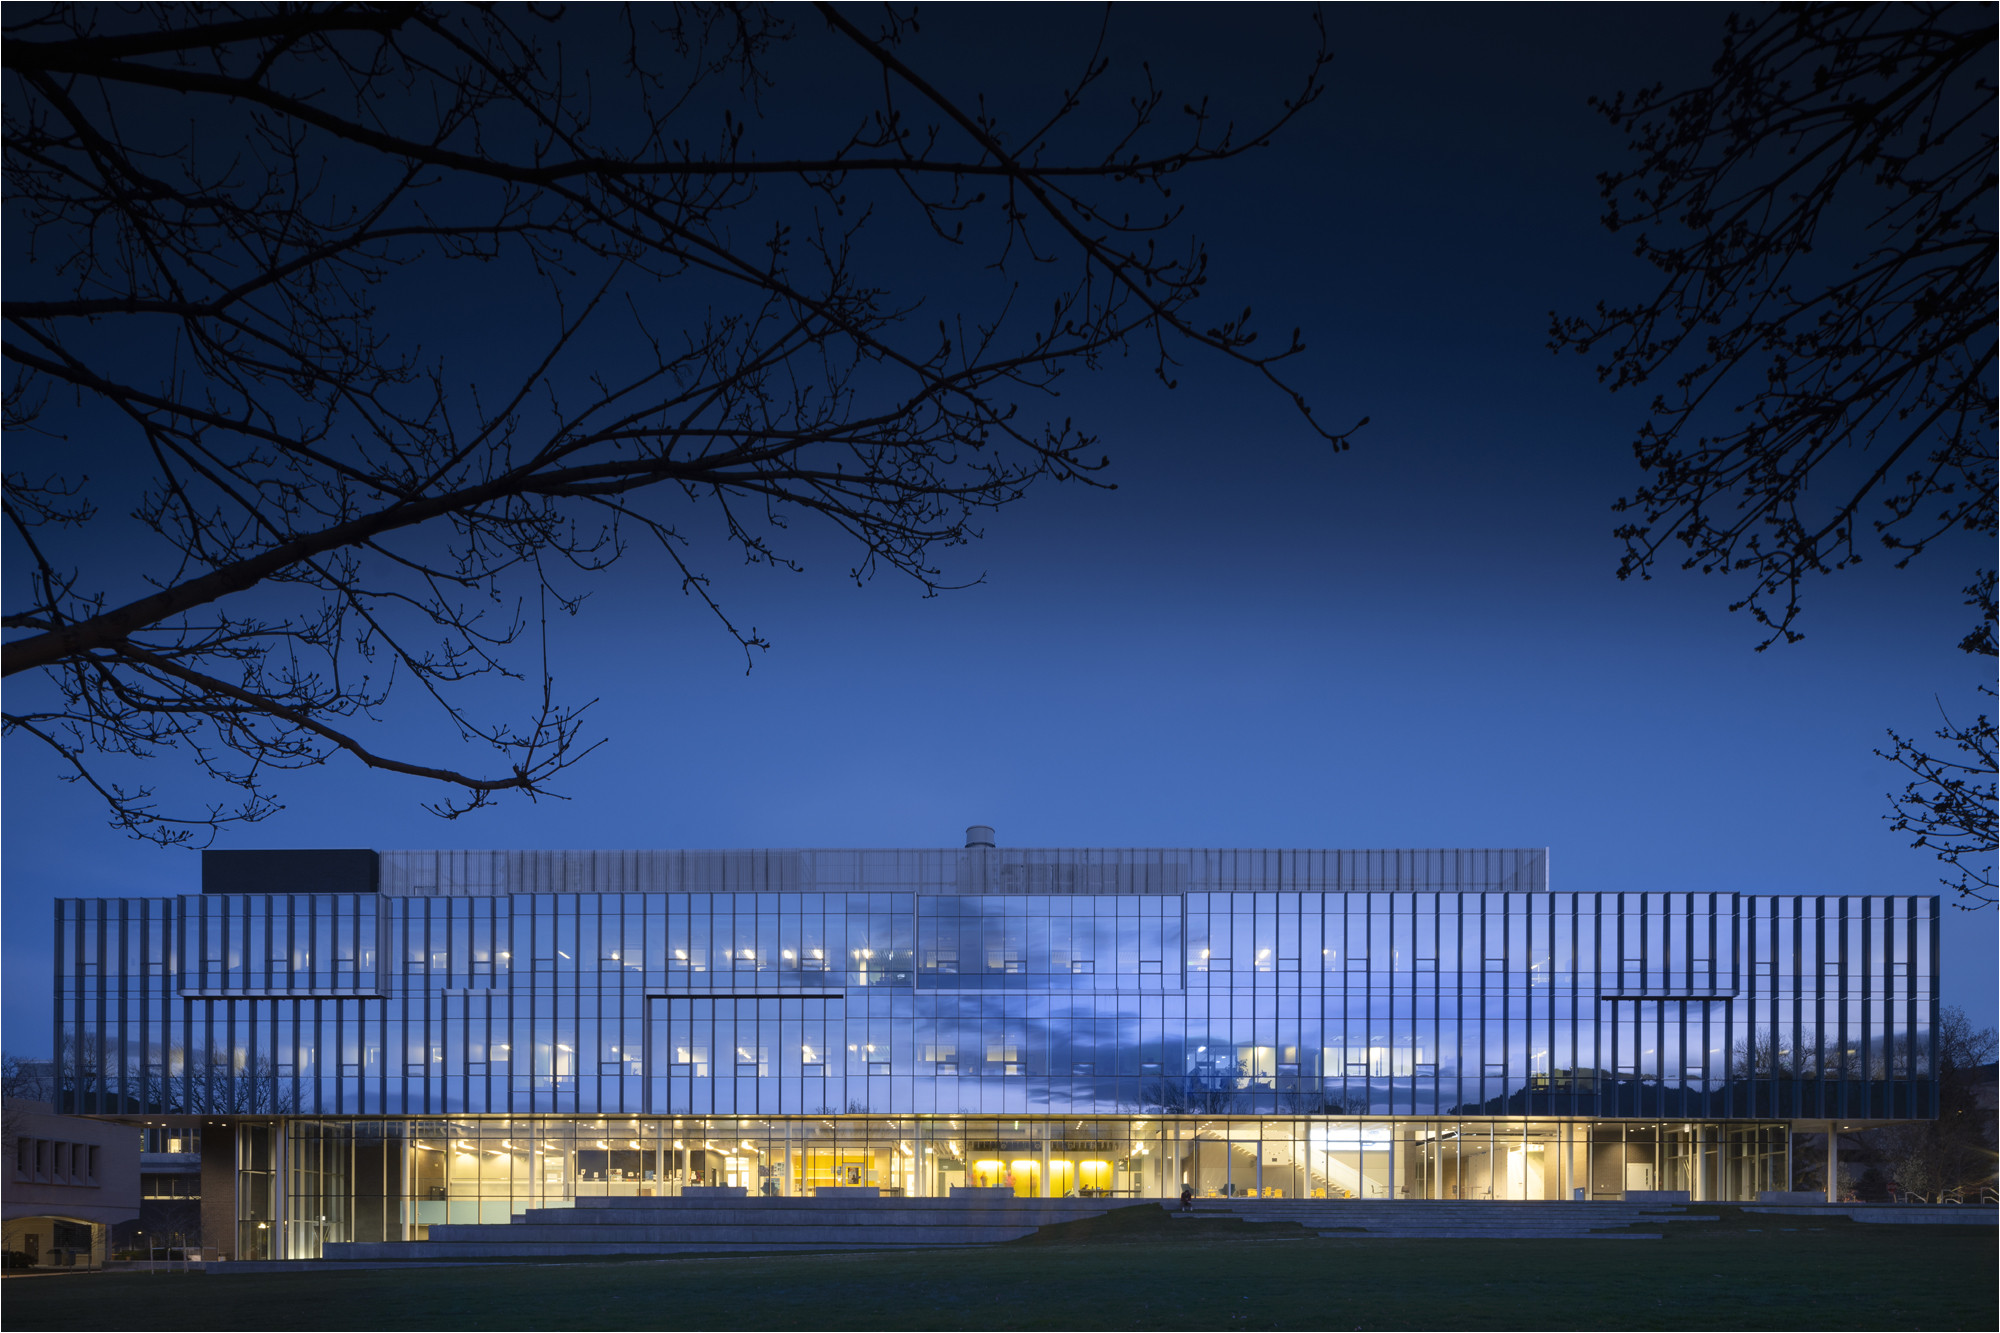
1170,1197,1681,1203
500,1200,1120,1216
1304,1224,1664,1232
374,1233,1036,1256
1309,1224,1712,1234
1185,1203,1683,1210
338,1232,1016,1248
1743,1204,1997,1226
572,1192,1120,1200
1202,1208,1709,1219
1203,1209,1681,1215
1184,1208,1688,1216
309,1197,1725,1265
419,1223,1046,1245
1173,1202,1713,1240
1305,1223,1686,1231
319,1196,1126,1261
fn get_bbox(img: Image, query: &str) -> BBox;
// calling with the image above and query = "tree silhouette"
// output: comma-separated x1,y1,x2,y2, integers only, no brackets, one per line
1556,3,1995,903
2,4,1348,842
1880,694,1996,905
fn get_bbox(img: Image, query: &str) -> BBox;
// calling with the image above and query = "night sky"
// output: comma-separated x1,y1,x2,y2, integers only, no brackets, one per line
5,4,1993,1052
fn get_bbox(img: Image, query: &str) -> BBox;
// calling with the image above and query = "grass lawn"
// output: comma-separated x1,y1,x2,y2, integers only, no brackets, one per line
3,1207,1993,1331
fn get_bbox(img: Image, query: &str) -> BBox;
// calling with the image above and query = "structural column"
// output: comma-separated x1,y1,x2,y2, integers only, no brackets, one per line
199,1122,237,1260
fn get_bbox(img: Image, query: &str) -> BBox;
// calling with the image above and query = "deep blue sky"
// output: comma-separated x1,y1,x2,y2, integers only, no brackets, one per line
5,5,1993,1052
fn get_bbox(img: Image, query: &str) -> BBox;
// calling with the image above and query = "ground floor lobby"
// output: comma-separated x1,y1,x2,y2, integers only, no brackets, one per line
227,1115,1800,1257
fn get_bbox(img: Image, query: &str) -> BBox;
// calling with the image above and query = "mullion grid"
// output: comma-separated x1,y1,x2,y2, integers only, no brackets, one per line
48,879,1946,1180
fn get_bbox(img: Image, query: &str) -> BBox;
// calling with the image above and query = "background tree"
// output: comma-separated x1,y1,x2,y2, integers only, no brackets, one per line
1,1052,55,1163
1554,2,1996,905
2,3,1346,843
1278,1084,1361,1116
0,1053,52,1103
1855,1005,1997,1200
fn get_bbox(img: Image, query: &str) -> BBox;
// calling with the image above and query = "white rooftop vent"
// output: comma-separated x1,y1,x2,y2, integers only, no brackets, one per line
964,825,996,849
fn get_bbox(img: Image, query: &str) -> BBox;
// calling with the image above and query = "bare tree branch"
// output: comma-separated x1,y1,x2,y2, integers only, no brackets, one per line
1560,3,1996,903
1553,2,1995,650
2,2,1347,842
1879,687,1997,907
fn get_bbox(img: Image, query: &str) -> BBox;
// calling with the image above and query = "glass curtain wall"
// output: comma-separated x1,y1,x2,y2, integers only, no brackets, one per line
57,886,1938,1123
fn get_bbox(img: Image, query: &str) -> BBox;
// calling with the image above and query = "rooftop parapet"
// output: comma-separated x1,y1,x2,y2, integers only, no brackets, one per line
196,846,1550,897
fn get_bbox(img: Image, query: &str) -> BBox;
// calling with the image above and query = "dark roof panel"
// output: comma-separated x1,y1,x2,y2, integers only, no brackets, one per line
201,848,378,895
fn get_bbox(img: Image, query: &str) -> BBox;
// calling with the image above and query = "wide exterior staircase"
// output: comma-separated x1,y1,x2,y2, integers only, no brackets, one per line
318,1191,1123,1262
1177,1198,1714,1239
236,1191,1739,1269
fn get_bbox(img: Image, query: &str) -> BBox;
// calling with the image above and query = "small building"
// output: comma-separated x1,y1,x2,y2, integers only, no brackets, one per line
4,1097,140,1267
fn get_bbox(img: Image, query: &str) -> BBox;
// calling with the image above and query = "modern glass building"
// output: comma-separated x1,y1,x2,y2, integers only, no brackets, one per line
54,840,1941,1258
